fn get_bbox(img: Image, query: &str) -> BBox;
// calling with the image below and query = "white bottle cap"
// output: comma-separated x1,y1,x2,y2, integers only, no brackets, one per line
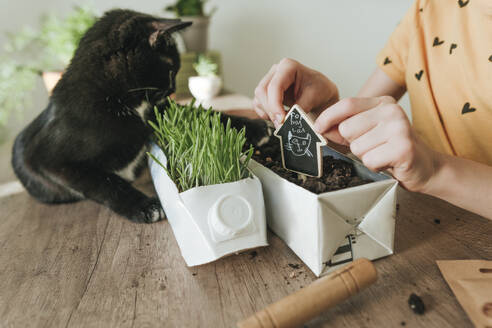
209,195,252,238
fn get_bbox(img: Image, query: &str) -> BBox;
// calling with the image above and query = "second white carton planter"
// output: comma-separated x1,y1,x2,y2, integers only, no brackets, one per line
149,144,268,266
248,146,398,276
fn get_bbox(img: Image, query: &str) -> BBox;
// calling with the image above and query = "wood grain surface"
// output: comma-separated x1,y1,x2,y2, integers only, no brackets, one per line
0,171,490,328
1,94,490,327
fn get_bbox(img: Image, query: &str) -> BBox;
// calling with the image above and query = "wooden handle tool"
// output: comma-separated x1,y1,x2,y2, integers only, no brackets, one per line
237,258,377,328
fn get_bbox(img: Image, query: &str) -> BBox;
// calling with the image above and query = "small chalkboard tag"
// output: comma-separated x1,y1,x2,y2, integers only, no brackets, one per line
274,104,327,177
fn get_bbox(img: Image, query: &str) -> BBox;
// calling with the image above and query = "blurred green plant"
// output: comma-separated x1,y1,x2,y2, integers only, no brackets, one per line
148,99,253,192
192,54,218,77
164,0,216,17
0,5,97,139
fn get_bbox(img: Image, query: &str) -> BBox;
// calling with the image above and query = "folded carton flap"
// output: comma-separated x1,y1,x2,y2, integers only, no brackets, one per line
317,179,395,223
321,232,393,275
352,233,394,259
180,176,268,256
318,202,354,275
358,183,397,252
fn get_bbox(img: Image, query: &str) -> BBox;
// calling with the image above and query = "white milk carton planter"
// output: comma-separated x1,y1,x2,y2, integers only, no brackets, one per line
248,146,398,276
149,144,268,266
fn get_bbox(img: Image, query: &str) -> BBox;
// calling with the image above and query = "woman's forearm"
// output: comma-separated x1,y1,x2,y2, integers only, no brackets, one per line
422,153,492,219
357,67,406,100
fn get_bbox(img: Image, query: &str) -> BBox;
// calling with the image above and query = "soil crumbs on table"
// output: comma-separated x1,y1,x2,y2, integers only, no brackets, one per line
249,137,371,194
408,293,426,315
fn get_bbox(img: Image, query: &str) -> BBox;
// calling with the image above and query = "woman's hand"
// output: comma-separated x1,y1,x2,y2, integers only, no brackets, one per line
314,96,443,192
253,58,339,127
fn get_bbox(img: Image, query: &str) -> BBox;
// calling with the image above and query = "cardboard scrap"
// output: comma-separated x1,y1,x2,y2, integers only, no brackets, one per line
437,260,492,328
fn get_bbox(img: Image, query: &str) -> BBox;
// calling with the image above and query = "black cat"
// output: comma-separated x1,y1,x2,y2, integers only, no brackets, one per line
12,9,272,223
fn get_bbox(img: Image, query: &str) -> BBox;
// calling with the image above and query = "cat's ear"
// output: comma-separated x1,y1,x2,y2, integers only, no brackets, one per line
149,20,192,48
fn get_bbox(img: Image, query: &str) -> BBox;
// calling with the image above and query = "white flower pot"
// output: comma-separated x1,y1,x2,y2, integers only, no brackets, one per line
149,144,268,266
188,75,222,102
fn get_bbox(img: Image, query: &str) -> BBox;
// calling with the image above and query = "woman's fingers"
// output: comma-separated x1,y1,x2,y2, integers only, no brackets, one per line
349,123,390,158
266,58,300,126
314,97,381,134
338,99,406,143
321,125,348,146
314,96,395,135
252,98,269,120
254,59,297,127
294,85,325,116
311,94,439,195
254,59,340,128
359,142,393,172
360,134,416,173
254,65,277,107
337,109,379,143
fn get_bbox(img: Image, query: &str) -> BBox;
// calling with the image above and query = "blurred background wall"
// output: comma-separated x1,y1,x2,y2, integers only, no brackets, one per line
0,0,412,136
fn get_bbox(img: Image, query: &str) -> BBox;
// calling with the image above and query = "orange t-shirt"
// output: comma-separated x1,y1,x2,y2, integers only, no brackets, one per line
377,0,492,165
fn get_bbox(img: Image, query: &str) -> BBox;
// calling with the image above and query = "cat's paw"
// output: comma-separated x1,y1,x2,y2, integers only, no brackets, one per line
129,197,165,223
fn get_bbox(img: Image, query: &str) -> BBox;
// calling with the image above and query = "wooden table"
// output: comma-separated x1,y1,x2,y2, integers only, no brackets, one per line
1,95,490,328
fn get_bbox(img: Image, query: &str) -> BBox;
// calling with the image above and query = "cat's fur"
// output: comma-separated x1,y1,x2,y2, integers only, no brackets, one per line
12,9,272,223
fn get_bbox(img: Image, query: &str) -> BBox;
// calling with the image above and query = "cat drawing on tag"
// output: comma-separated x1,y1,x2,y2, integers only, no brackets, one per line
285,131,313,157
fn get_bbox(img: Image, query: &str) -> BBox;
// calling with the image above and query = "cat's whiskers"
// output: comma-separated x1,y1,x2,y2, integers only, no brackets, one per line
127,87,162,93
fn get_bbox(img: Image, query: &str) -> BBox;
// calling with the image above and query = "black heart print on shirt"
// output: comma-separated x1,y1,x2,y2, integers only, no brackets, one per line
433,37,445,47
415,70,424,80
449,43,457,54
458,0,469,8
461,102,476,114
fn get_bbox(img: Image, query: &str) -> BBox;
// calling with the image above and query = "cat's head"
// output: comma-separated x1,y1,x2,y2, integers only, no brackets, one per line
72,9,191,101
